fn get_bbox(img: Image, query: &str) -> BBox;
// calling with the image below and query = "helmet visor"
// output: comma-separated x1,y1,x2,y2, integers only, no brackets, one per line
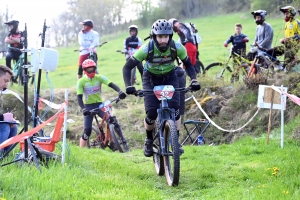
84,67,96,73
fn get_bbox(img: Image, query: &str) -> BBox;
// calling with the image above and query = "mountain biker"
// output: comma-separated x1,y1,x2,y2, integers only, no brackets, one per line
224,23,249,82
0,65,18,157
265,6,300,71
122,19,201,157
77,19,100,79
168,18,198,74
77,59,126,148
247,10,273,61
123,25,143,83
4,20,24,70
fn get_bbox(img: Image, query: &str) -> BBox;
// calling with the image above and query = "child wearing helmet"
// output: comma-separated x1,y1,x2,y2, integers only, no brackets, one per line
77,19,100,79
77,59,126,148
122,25,143,85
4,20,24,70
265,6,300,71
246,10,273,61
122,19,200,157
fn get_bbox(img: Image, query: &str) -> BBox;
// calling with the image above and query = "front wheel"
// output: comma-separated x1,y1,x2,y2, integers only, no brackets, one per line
205,62,234,82
109,123,129,153
163,120,180,186
153,120,164,176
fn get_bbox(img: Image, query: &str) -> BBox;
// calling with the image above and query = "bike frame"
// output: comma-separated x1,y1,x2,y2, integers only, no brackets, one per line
217,49,250,78
90,98,118,147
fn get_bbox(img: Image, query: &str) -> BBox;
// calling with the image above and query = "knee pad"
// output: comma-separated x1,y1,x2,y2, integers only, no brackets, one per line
81,128,92,141
145,109,157,125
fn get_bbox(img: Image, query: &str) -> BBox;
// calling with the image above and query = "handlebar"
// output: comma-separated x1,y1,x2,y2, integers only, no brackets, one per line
116,50,127,54
74,41,108,52
88,97,120,114
134,87,190,97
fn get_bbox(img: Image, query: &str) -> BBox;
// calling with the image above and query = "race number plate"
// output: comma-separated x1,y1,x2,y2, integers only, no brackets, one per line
153,85,175,100
99,100,112,112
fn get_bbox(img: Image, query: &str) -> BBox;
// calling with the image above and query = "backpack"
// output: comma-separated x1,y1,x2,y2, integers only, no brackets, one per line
185,22,202,45
146,39,177,63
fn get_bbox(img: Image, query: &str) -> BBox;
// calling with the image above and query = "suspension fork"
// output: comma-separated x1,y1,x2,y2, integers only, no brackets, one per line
157,99,174,156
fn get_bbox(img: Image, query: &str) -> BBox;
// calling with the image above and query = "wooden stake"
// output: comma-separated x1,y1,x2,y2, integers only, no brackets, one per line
267,89,275,144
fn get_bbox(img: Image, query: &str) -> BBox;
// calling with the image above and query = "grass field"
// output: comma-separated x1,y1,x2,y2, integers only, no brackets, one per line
1,13,300,199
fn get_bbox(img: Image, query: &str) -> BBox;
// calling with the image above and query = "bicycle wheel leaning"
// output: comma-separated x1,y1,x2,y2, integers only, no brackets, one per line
109,122,129,153
153,120,164,176
163,119,180,186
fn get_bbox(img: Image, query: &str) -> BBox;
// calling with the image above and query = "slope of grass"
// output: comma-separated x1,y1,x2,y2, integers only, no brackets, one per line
0,130,299,199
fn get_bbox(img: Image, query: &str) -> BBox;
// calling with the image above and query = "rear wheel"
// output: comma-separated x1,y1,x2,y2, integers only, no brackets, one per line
163,120,180,186
205,62,234,83
153,121,164,176
87,126,101,148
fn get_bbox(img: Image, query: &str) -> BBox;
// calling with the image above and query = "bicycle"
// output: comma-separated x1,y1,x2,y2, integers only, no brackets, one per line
8,47,34,86
86,97,129,153
135,85,189,186
244,45,280,88
116,49,138,85
205,46,251,83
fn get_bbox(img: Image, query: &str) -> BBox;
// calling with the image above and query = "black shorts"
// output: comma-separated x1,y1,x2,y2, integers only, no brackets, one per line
142,70,179,113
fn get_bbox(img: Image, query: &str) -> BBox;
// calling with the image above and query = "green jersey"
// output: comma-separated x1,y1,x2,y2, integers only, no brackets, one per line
77,74,111,104
133,40,187,75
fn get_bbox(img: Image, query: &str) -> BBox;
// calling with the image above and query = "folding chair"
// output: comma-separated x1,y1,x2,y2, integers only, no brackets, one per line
181,118,211,146
20,112,65,152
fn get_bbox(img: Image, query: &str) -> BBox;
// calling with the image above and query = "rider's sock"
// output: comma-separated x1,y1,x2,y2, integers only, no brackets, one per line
146,130,153,140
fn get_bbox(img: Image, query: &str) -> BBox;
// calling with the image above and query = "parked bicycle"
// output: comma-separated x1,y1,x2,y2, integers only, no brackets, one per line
134,85,189,186
8,47,34,86
86,96,129,153
205,46,251,83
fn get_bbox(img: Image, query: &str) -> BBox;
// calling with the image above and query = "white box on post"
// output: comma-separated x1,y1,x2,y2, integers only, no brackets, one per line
39,47,59,71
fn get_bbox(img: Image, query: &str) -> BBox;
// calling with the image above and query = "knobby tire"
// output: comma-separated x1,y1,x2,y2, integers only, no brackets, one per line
109,123,129,153
153,121,164,176
87,126,101,148
163,119,180,186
